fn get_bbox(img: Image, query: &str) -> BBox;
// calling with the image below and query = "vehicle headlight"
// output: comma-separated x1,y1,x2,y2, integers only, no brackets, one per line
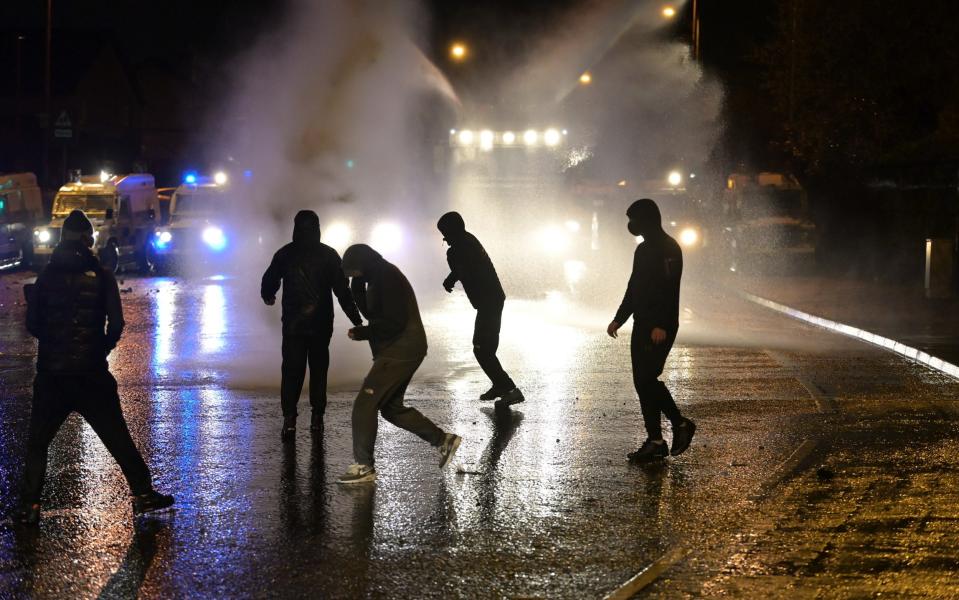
564,260,586,284
523,129,538,145
668,170,683,187
544,128,561,146
564,219,581,233
35,229,51,244
479,130,494,151
154,230,173,249
679,227,699,247
202,226,227,251
323,221,352,252
536,225,570,254
371,222,403,254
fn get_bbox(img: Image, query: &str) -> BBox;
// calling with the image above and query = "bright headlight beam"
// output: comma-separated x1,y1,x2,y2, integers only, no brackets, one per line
502,131,516,144
202,226,227,251
679,227,699,247
458,130,474,145
214,171,228,185
523,130,538,145
537,226,570,254
37,229,51,243
479,130,494,150
668,170,683,187
323,221,352,252
371,222,404,254
544,128,561,146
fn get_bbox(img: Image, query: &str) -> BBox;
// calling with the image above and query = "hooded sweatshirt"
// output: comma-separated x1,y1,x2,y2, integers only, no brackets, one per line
342,244,427,360
614,227,683,333
27,240,124,373
261,215,362,336
437,213,505,309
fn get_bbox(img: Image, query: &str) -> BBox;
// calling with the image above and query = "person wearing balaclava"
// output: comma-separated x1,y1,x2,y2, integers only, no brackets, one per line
261,210,364,441
607,198,697,463
336,243,462,484
14,209,174,524
436,211,524,406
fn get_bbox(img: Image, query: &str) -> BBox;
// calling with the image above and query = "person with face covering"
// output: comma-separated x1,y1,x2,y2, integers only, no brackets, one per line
436,212,524,406
607,199,697,463
261,210,363,441
337,243,461,484
14,210,174,524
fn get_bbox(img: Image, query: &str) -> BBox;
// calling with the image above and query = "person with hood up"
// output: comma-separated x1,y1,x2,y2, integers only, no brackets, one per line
607,199,697,463
338,243,461,484
261,210,364,441
14,210,174,524
436,212,524,406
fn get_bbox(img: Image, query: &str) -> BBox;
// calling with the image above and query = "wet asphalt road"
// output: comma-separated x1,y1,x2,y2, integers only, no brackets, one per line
1,270,958,599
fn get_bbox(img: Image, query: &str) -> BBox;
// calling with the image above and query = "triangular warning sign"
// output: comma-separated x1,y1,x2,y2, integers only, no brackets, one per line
55,111,71,128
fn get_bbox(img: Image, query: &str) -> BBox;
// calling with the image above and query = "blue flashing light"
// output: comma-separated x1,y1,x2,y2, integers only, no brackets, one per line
0,199,5,214
153,230,173,250
243,169,253,179
184,172,198,184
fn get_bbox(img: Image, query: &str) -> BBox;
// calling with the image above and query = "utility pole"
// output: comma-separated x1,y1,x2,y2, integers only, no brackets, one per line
15,35,25,152
691,0,701,60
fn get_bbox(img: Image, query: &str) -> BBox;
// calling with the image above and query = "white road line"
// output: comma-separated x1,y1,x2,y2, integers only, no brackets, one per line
743,292,959,381
602,546,691,600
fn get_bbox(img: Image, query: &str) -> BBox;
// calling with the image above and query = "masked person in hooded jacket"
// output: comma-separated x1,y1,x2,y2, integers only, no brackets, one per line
607,199,697,463
436,212,524,406
14,210,174,525
337,244,462,484
261,210,364,441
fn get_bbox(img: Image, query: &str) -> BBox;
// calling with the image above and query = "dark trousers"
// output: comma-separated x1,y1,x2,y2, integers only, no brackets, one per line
631,329,682,440
281,333,331,418
473,301,515,390
20,371,152,504
352,356,445,467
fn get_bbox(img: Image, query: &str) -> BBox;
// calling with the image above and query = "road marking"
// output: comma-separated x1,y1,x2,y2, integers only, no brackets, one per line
603,546,691,599
752,438,818,501
743,292,959,381
763,349,838,413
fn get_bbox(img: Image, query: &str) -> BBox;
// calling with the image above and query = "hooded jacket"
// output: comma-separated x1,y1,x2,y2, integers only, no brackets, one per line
26,240,124,373
614,227,683,333
437,213,505,309
261,216,362,336
342,244,427,360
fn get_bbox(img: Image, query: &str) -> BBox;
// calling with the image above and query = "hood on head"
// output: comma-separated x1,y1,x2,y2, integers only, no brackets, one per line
342,244,383,276
292,210,321,245
437,211,466,241
626,198,662,235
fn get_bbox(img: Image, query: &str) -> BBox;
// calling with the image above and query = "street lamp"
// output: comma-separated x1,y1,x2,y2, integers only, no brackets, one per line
662,5,677,18
450,42,468,62
579,72,592,85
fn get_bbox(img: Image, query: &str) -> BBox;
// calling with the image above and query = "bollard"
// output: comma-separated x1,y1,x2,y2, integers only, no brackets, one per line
925,238,955,298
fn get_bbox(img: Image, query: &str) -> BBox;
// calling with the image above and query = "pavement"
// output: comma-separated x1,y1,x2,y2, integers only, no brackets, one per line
1,269,958,598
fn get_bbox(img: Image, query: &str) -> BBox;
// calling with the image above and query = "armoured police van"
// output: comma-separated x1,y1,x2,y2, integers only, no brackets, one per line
33,173,159,272
0,173,44,269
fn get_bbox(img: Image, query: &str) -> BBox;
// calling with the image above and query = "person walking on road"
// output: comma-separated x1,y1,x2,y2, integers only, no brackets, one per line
436,212,524,406
14,210,174,525
262,210,364,442
607,199,696,463
338,244,461,484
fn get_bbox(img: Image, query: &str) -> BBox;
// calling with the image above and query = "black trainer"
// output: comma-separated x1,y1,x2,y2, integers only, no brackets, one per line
497,388,525,407
479,385,508,401
12,503,40,525
281,416,296,442
310,412,324,432
670,418,697,456
627,440,669,463
132,491,174,516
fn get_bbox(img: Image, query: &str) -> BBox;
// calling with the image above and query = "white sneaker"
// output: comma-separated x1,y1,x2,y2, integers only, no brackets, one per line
337,464,376,484
438,433,462,469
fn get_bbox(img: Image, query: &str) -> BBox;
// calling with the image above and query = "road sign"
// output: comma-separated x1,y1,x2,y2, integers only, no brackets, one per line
54,110,72,139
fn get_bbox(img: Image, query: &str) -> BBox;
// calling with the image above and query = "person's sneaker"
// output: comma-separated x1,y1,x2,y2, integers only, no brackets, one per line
627,440,669,463
337,464,376,484
132,491,174,516
497,388,525,407
12,503,40,525
479,385,508,401
281,416,296,442
438,433,462,469
670,418,697,456
310,412,324,432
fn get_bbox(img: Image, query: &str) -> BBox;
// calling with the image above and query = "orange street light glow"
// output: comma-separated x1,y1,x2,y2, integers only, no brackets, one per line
662,6,677,18
579,72,592,85
450,43,467,61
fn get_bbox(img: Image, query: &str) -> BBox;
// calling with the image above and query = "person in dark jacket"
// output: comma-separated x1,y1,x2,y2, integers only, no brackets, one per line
607,199,696,463
261,210,364,441
14,210,173,525
437,212,524,405
336,244,461,484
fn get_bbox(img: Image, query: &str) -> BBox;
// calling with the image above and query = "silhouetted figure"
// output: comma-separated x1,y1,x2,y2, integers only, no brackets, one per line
15,210,173,525
607,199,696,463
337,244,461,484
436,212,524,406
261,210,363,441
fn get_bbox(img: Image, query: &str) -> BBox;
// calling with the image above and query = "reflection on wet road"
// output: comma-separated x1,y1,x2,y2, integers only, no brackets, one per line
2,273,958,598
